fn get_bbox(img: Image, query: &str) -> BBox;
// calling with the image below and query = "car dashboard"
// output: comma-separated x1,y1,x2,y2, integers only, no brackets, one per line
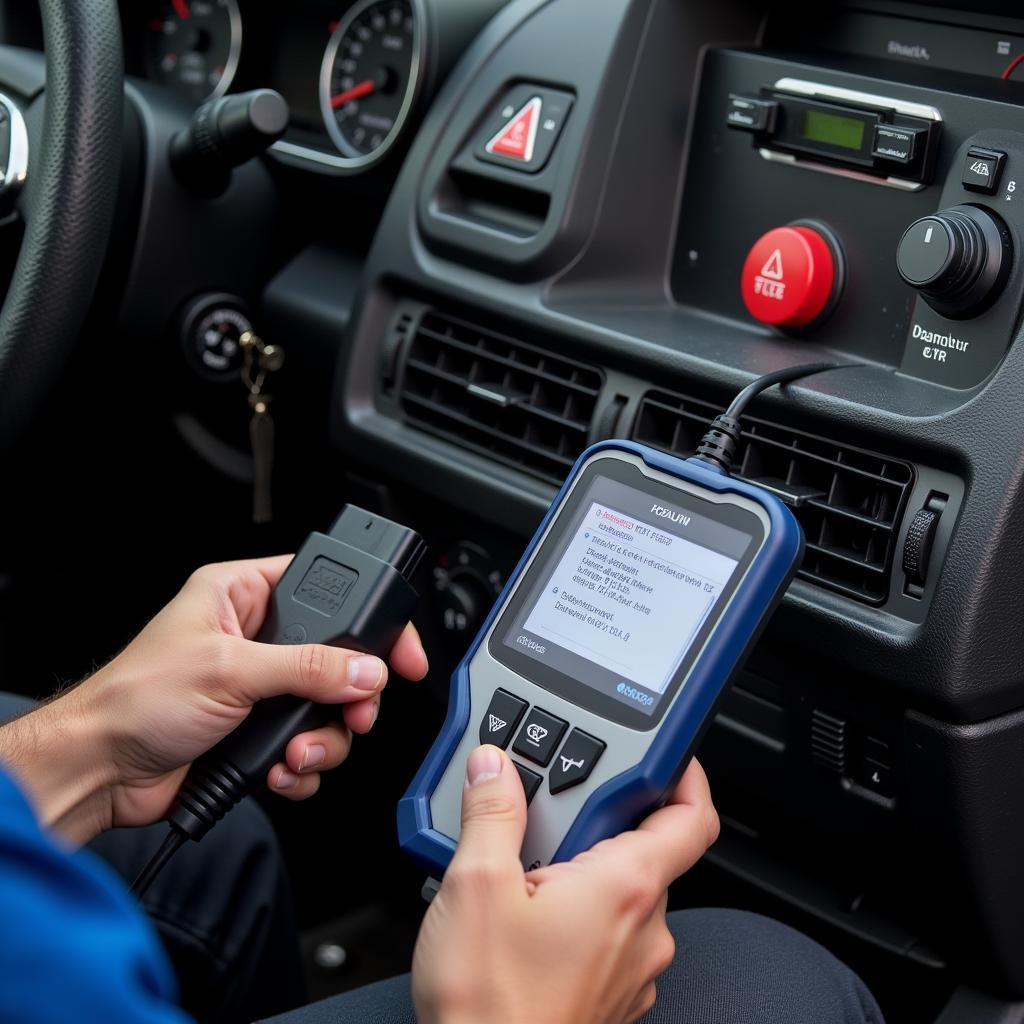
6,1,1024,1020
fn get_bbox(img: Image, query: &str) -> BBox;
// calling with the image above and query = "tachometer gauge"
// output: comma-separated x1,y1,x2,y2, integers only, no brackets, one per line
146,0,243,106
319,0,423,170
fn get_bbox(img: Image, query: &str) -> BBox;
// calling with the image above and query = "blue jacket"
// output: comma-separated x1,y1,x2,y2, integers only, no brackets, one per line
0,769,187,1023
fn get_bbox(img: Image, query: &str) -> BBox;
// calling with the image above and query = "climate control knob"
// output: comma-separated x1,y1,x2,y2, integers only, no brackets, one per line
896,204,1012,318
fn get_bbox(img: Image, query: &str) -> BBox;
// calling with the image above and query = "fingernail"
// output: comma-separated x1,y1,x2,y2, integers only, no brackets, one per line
274,769,299,791
466,745,503,787
368,700,380,731
301,744,326,771
349,655,385,691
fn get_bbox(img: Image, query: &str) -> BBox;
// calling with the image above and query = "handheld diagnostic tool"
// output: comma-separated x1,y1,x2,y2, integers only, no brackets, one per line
399,440,804,875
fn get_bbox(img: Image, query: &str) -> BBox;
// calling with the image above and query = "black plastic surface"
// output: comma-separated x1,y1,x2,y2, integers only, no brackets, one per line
414,0,651,278
115,80,282,346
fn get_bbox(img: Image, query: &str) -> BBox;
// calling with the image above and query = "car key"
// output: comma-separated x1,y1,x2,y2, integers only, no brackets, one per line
240,330,285,524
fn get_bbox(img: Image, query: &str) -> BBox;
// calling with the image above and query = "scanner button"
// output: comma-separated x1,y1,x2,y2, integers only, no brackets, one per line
549,729,605,795
513,708,568,767
512,761,542,805
479,689,528,749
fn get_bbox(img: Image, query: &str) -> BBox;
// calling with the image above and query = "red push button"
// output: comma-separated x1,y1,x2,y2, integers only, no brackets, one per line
741,226,837,328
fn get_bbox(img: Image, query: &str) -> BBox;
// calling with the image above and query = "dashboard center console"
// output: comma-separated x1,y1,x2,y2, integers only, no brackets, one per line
679,50,1024,390
326,0,1024,1004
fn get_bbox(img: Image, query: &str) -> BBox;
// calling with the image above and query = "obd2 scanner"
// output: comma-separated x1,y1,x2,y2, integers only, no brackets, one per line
398,363,850,877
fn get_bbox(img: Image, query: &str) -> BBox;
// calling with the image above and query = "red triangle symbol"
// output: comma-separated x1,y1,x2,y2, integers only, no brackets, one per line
486,97,542,162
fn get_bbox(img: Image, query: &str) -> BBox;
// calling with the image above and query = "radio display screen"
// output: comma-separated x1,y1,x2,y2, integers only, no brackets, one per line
490,458,767,729
800,109,866,151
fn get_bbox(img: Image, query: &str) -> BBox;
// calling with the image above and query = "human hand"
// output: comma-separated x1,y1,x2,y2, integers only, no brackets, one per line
0,557,427,843
412,746,719,1024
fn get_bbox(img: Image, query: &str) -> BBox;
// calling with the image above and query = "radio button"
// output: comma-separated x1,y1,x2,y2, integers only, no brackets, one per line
740,225,839,329
725,94,777,133
480,689,528,749
871,124,925,165
513,707,568,767
549,729,606,795
962,147,1006,194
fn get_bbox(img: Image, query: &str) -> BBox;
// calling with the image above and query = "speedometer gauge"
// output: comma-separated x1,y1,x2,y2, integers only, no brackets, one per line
319,0,423,170
146,0,242,106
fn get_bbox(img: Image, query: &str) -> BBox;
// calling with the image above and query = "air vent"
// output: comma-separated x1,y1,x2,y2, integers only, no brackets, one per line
633,389,914,605
810,709,847,774
399,310,603,484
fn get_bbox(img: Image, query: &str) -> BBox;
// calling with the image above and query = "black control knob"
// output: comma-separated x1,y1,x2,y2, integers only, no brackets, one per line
896,204,1012,318
171,89,289,197
439,580,485,635
433,542,504,638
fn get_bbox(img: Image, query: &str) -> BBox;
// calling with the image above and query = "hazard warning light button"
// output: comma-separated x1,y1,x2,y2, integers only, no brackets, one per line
487,97,542,162
740,225,840,329
476,85,575,173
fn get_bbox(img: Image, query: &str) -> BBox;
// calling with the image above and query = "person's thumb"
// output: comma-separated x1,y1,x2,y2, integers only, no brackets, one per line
451,745,528,878
221,636,387,706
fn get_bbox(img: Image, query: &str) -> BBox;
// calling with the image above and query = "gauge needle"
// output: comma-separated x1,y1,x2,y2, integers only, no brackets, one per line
171,0,191,18
331,79,377,109
1002,52,1024,79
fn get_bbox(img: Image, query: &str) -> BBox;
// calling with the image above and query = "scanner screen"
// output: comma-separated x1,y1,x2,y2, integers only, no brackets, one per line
521,500,739,701
495,467,761,724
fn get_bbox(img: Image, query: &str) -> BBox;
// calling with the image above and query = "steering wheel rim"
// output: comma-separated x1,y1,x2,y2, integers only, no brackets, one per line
0,0,123,449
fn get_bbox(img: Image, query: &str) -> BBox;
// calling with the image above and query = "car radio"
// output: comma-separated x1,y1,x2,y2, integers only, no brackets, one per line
727,79,942,187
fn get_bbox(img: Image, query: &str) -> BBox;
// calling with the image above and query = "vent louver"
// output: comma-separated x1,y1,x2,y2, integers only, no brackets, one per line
398,310,603,484
632,389,914,605
810,709,847,774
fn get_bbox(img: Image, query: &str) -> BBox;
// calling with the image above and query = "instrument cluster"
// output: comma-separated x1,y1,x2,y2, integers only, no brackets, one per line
122,0,426,173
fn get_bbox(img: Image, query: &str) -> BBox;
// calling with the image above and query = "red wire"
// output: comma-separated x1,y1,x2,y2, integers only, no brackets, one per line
1001,52,1024,80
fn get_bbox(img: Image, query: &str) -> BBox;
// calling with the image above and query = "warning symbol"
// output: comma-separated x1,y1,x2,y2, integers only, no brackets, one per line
760,249,784,280
486,97,542,162
754,247,786,301
488,714,507,733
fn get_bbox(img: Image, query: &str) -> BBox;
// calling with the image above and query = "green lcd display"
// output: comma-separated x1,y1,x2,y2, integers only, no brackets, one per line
800,109,866,151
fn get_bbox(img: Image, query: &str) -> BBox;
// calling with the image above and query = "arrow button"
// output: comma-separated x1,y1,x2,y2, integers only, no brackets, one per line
549,729,605,795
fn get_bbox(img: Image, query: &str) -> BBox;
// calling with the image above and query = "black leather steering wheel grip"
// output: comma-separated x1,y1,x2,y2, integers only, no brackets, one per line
0,0,124,448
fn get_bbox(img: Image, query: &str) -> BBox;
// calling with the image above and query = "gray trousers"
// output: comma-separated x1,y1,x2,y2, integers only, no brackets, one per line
1,694,883,1024
260,905,884,1023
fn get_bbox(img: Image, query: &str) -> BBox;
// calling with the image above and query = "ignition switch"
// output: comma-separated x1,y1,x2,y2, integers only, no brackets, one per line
179,293,253,380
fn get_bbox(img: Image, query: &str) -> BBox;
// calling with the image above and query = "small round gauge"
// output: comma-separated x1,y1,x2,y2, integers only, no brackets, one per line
319,0,423,170
145,0,243,107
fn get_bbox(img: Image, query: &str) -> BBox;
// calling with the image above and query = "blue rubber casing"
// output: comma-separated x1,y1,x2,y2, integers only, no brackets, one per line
398,440,804,877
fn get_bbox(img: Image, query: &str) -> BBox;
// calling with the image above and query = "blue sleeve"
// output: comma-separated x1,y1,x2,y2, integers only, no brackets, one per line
0,769,190,1024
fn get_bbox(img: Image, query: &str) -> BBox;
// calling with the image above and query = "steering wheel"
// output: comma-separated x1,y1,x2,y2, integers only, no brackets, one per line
0,0,123,448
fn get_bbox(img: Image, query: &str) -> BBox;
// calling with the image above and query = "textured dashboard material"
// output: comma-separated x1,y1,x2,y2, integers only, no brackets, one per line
0,0,123,447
